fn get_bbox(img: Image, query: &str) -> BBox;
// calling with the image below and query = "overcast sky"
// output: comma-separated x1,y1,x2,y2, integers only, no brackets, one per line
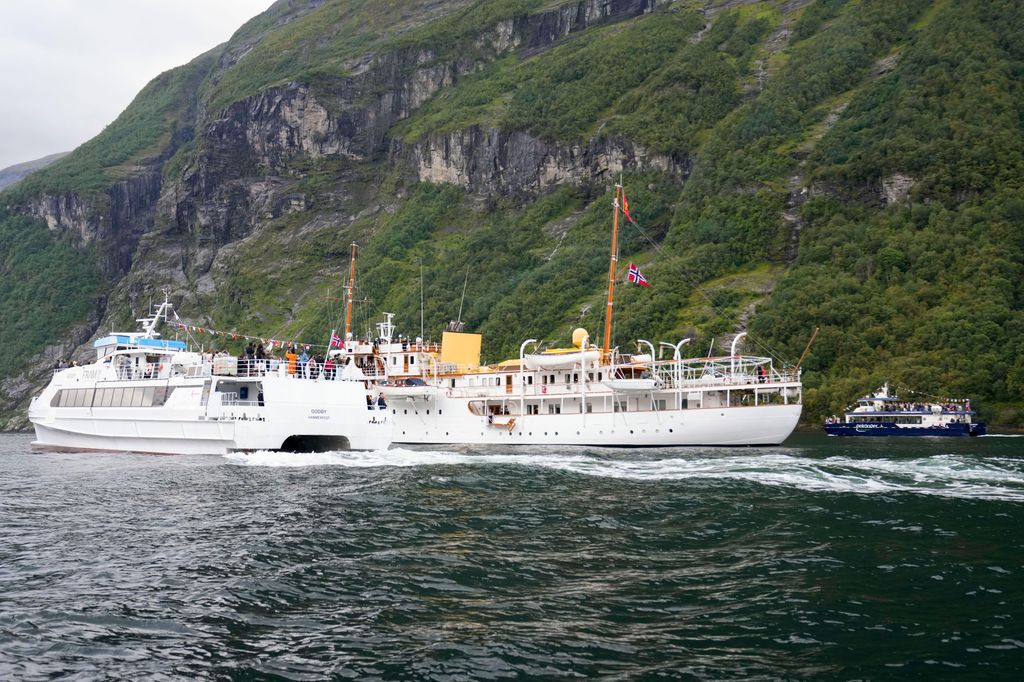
0,0,275,170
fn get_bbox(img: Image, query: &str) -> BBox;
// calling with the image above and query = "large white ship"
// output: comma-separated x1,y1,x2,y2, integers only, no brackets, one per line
335,184,802,447
28,297,390,455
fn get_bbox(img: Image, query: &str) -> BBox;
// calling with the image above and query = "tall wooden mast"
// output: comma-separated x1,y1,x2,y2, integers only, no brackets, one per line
602,184,622,358
344,242,357,340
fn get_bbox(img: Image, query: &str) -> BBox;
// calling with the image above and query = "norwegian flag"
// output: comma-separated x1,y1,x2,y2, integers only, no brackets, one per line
329,329,341,348
626,263,650,287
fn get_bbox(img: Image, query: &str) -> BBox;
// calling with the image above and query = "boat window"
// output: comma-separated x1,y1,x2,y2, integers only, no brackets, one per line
541,375,547,385
573,373,579,383
654,399,666,411
547,404,560,415
550,375,555,384
141,387,155,407
82,389,95,407
450,379,456,388
527,376,533,385
111,387,124,406
409,355,416,365
586,404,593,413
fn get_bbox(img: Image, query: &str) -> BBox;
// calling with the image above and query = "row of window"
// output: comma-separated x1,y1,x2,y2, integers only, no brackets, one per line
446,373,608,388
850,416,923,424
52,386,177,409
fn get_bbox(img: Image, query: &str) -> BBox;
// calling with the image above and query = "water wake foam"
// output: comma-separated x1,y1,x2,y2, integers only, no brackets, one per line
223,448,1024,501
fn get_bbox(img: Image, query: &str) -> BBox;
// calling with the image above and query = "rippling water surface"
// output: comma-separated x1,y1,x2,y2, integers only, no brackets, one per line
2,432,1023,679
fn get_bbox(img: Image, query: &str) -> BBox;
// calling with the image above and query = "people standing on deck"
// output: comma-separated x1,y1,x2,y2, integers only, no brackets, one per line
300,349,309,378
285,346,298,375
324,356,336,380
255,344,267,374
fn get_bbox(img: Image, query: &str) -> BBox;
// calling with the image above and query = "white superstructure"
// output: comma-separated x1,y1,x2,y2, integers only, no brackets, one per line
28,298,390,455
341,324,801,447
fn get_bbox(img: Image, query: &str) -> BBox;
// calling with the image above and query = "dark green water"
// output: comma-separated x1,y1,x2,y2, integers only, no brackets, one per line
1,432,1022,680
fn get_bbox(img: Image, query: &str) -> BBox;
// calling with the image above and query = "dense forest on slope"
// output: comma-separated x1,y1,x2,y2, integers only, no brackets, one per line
1,0,1023,427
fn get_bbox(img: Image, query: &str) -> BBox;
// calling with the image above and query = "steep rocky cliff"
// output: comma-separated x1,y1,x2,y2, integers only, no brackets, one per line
2,0,1024,428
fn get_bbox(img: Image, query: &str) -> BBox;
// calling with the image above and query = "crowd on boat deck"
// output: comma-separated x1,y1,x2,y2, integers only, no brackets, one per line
877,402,966,412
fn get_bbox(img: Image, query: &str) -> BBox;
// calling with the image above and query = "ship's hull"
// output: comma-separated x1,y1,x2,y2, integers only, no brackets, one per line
391,400,801,446
29,374,391,455
824,422,986,437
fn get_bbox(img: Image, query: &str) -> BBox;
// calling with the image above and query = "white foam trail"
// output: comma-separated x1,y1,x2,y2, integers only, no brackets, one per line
223,448,1024,501
222,447,461,468
980,434,1024,438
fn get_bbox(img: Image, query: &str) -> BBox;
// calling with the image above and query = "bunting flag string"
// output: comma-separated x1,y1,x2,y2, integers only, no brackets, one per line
172,322,324,352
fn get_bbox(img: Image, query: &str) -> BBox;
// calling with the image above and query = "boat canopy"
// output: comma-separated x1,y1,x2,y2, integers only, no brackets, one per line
93,335,187,351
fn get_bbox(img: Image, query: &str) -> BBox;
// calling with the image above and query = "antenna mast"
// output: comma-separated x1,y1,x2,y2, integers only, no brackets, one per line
344,242,357,340
602,183,622,359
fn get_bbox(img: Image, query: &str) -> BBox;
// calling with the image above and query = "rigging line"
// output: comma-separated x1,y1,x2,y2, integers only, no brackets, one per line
623,214,795,365
457,265,470,325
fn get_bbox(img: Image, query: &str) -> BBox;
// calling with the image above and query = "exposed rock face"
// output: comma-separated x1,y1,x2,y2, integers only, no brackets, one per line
194,0,661,176
25,169,163,278
881,173,915,205
520,0,658,50
399,126,688,197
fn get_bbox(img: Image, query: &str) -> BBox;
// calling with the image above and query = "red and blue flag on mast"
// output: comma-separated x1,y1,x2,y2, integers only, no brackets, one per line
627,263,650,287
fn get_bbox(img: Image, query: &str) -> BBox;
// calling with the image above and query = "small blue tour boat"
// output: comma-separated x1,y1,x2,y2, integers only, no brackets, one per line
824,383,986,437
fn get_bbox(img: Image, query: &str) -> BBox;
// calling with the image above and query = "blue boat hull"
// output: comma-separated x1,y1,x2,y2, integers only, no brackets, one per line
824,422,987,437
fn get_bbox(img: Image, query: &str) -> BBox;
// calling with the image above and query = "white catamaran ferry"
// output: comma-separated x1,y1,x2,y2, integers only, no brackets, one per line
28,297,391,455
333,184,802,447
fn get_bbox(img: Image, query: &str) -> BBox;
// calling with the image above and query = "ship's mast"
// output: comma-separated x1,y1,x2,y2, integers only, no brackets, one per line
344,242,357,340
602,183,622,359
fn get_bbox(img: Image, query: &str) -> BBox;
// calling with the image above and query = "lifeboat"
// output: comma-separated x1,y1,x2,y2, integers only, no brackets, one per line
524,348,601,370
601,378,658,392
379,377,434,400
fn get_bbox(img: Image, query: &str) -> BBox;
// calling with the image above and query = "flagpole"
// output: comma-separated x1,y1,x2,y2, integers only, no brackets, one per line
344,242,357,341
602,182,621,360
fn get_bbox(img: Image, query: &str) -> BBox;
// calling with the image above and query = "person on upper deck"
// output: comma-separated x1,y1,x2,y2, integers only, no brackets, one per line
300,349,309,378
285,346,298,375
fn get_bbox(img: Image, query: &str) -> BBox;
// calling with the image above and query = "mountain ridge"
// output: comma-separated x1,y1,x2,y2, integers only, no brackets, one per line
1,0,1022,429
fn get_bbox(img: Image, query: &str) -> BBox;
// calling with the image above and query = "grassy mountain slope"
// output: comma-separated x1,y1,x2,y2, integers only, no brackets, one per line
2,0,1023,427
